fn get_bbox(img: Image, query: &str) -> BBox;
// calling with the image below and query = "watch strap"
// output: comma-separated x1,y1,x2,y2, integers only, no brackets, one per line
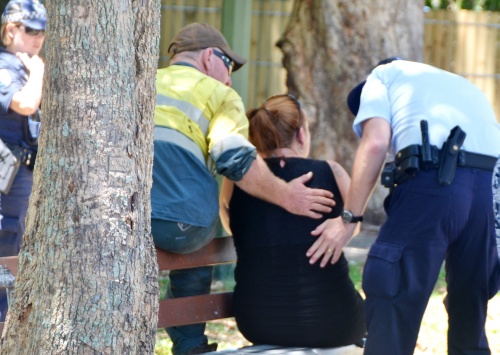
342,209,364,223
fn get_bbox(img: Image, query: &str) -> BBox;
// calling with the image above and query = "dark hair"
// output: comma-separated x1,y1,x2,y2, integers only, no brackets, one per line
247,94,303,156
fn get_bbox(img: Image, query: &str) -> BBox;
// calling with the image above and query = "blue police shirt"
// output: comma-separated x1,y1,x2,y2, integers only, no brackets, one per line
0,47,30,145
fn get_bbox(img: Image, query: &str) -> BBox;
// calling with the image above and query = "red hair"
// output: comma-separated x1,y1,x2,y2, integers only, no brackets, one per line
246,95,303,157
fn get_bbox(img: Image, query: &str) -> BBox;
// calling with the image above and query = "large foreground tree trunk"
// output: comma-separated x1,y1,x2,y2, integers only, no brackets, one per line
0,1,160,353
278,0,423,223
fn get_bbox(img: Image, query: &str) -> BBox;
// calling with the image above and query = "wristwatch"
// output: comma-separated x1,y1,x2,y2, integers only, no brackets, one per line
341,210,363,223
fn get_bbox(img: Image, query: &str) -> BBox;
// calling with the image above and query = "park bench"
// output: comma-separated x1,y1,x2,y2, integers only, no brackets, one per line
0,236,363,354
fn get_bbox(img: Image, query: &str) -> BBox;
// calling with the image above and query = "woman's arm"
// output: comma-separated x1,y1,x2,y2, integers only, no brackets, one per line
327,160,350,203
219,177,234,235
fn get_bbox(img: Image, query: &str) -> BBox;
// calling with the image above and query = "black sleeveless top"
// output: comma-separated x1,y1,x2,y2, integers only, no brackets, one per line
229,157,366,348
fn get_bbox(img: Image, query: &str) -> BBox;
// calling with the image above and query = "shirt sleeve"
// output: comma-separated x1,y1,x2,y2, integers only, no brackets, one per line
352,69,392,138
207,87,257,181
0,67,24,114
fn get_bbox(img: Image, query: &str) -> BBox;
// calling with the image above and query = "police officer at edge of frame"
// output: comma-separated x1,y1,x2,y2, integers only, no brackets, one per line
151,23,335,355
0,0,46,321
306,57,500,354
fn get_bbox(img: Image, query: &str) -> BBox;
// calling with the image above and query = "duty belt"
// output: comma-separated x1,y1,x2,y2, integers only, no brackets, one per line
4,142,37,171
382,121,498,188
382,145,497,189
395,144,497,171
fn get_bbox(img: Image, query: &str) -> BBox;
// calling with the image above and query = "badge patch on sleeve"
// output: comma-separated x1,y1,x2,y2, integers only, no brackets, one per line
0,69,12,88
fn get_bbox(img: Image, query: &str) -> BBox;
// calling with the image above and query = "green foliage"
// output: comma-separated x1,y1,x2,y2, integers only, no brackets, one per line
348,260,364,291
425,0,500,11
432,265,447,295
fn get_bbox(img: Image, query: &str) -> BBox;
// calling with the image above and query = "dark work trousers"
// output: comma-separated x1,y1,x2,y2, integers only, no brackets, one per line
363,168,499,355
152,218,218,355
0,165,32,321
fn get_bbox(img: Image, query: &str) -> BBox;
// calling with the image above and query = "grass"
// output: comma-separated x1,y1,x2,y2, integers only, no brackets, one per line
155,262,500,354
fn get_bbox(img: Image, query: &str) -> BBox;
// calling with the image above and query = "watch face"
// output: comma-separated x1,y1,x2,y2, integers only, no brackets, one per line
342,210,353,222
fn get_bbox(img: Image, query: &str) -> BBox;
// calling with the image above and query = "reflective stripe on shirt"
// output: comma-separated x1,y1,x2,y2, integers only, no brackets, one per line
156,94,210,136
154,126,210,171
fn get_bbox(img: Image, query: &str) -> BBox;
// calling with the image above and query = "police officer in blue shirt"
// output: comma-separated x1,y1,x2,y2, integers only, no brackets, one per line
0,0,46,321
306,58,500,354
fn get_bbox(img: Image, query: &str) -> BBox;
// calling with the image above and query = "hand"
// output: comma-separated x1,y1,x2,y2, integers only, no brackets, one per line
285,172,335,219
307,217,356,267
16,53,45,77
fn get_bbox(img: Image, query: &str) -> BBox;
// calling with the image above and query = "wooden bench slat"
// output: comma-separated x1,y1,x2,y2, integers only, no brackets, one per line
157,292,234,328
0,256,18,277
0,238,236,278
0,237,237,333
157,237,236,270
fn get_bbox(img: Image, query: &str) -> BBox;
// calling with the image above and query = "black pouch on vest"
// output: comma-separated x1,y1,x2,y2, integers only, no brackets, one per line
438,126,466,186
0,139,20,194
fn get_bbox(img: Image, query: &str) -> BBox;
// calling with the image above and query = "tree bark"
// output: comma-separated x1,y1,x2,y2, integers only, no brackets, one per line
278,0,423,223
0,1,160,353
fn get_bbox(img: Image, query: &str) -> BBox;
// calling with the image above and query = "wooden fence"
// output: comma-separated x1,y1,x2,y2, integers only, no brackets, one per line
160,0,500,120
424,10,500,120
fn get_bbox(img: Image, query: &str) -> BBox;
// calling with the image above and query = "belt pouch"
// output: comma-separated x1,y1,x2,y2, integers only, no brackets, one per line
395,156,420,185
438,126,466,186
0,140,20,194
381,162,397,188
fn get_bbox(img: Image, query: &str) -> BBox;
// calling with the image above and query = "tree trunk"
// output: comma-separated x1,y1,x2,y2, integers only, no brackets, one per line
278,0,423,223
0,1,160,353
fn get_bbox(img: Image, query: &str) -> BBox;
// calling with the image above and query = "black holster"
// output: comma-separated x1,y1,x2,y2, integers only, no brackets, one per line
0,140,20,194
381,146,422,189
437,126,466,186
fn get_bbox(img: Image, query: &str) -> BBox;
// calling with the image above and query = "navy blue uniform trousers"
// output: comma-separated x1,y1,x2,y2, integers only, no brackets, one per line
363,168,499,355
0,164,32,321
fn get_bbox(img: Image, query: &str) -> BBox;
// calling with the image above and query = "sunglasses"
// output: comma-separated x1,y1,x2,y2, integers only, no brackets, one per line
18,25,45,36
212,49,234,75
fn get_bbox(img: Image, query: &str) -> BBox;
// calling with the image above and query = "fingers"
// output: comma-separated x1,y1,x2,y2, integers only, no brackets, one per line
320,247,334,267
308,243,337,267
296,172,334,199
287,172,335,217
312,199,335,212
321,247,342,267
303,198,335,218
310,188,334,200
308,243,342,267
16,52,30,66
306,236,327,264
305,210,323,219
297,171,314,184
304,187,336,216
311,220,326,236
306,243,322,265
307,218,351,267
16,53,44,73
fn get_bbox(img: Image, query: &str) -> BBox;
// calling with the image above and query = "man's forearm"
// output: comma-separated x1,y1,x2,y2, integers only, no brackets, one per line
234,155,289,208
